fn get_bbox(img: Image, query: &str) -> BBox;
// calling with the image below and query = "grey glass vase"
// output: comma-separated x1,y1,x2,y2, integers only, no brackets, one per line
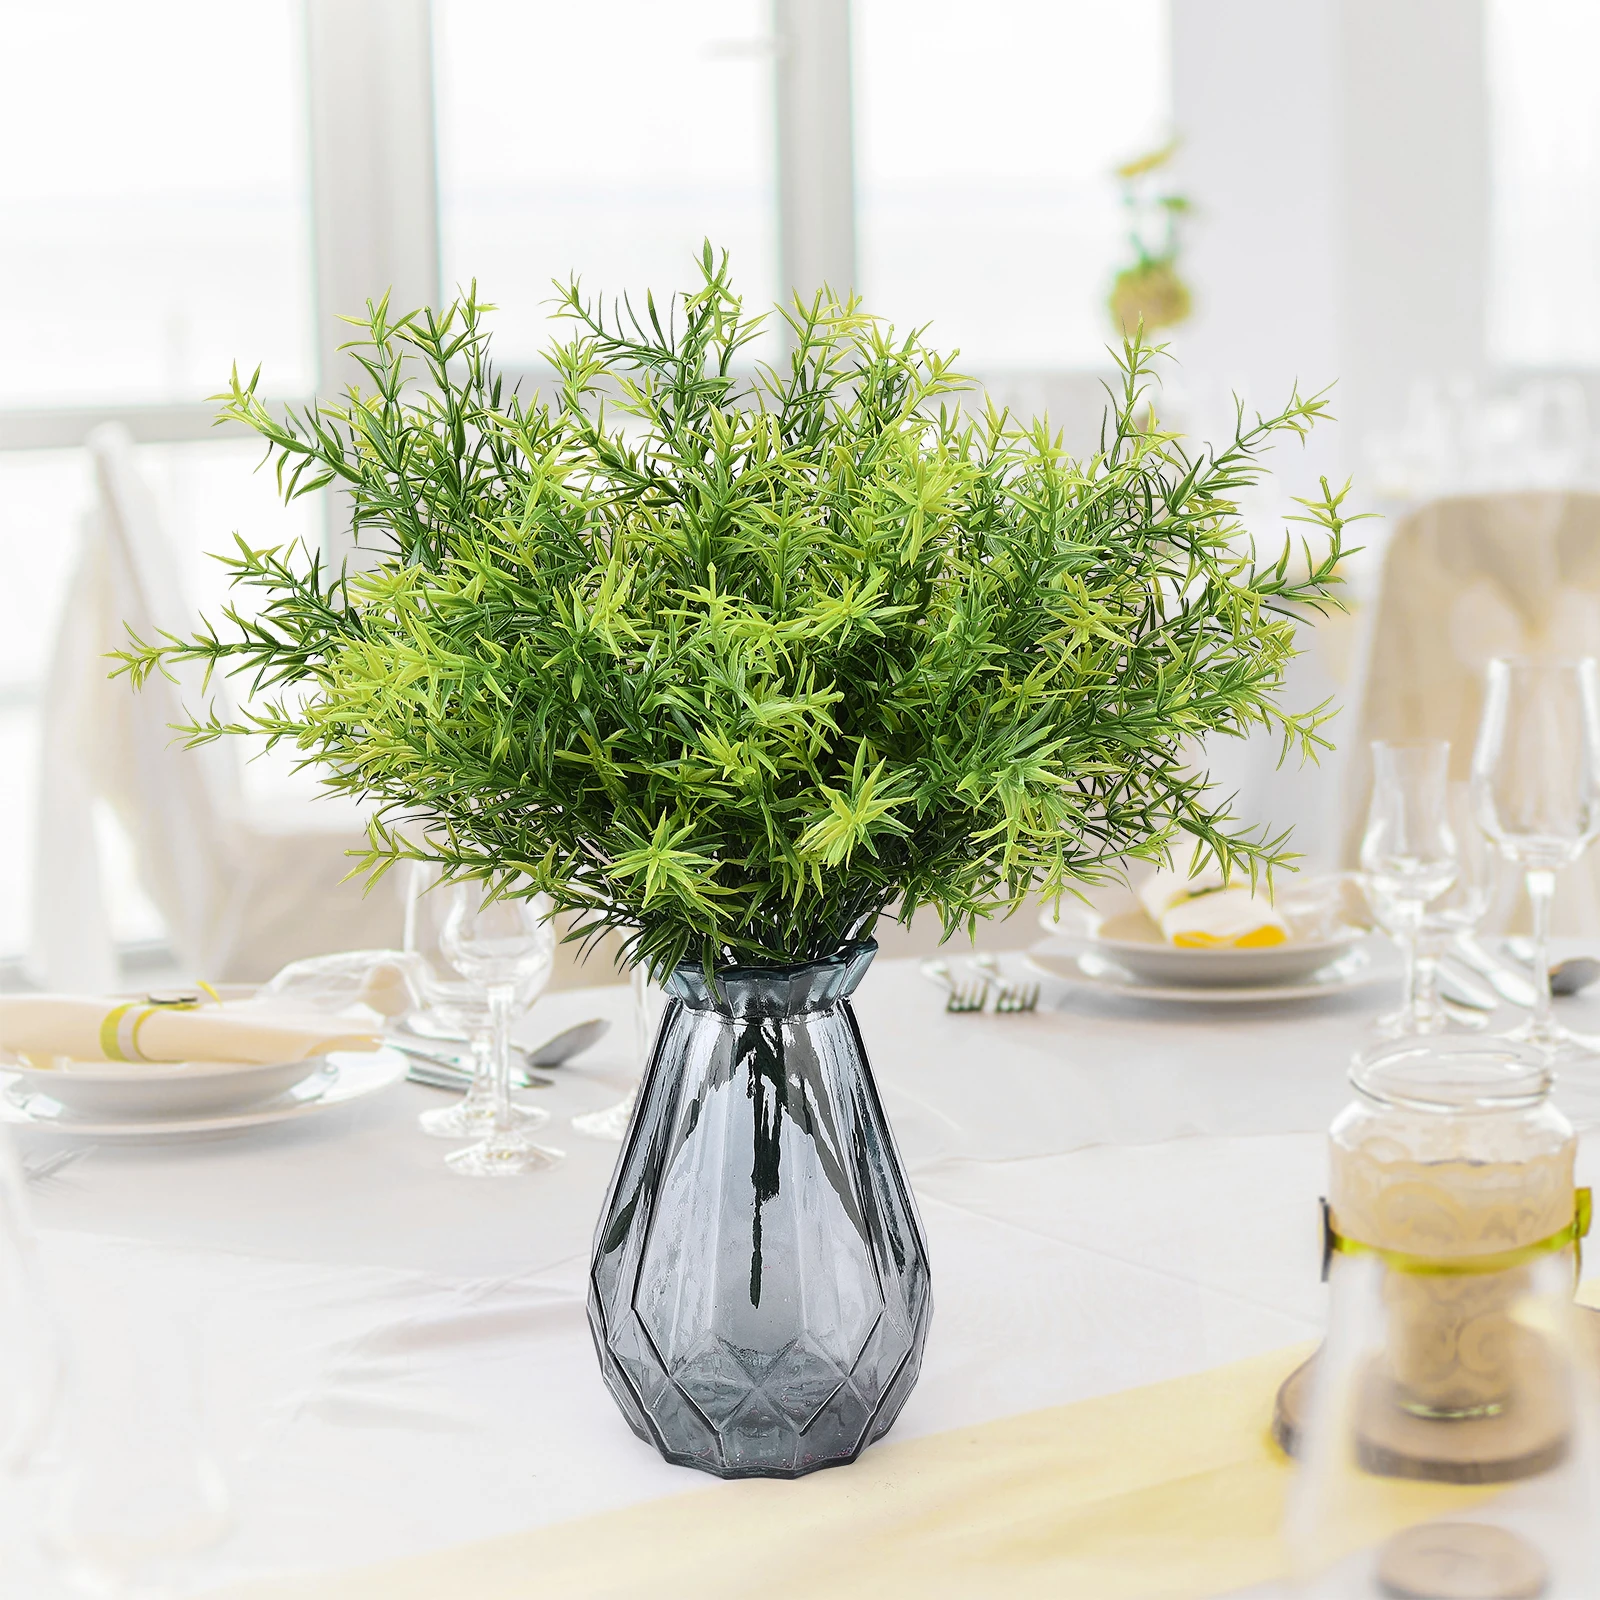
587,939,932,1479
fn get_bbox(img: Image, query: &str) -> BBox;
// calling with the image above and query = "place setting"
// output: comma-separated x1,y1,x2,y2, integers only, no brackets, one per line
7,23,1600,1593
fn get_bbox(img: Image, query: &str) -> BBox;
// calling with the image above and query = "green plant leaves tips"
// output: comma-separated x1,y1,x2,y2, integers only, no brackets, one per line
112,244,1356,979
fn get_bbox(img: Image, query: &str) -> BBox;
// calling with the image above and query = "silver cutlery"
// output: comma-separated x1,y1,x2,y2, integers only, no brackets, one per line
1449,933,1538,1009
392,1042,552,1091
1503,939,1600,997
525,1017,611,1067
968,954,1041,1014
394,1015,612,1091
919,960,989,1014
1434,958,1498,1013
22,1146,94,1184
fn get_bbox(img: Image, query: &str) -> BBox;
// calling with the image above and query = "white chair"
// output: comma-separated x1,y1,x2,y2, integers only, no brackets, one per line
28,424,404,990
1342,490,1600,933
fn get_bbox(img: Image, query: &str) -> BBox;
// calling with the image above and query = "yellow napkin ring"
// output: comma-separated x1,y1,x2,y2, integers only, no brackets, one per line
97,985,220,1063
1320,1189,1592,1283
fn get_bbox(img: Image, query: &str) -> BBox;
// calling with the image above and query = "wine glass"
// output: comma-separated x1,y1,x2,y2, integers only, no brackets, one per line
572,964,663,1143
415,901,552,1143
1360,740,1459,1036
437,883,561,1176
1472,656,1600,1060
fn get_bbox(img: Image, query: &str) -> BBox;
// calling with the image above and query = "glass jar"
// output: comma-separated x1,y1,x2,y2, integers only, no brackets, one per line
1329,1037,1576,1419
1289,1036,1600,1597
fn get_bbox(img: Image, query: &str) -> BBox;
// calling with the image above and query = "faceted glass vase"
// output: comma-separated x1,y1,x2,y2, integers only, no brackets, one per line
587,940,932,1479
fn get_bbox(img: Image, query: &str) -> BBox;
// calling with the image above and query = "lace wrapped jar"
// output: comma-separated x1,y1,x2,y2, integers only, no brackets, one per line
1328,1038,1578,1419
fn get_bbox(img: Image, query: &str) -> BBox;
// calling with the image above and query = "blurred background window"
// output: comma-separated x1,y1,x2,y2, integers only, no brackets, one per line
853,0,1170,371
7,0,1600,975
0,0,317,969
0,0,315,406
1486,0,1600,370
434,0,780,369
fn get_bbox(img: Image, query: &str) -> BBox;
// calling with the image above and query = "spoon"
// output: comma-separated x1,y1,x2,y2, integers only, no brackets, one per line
1504,940,1600,997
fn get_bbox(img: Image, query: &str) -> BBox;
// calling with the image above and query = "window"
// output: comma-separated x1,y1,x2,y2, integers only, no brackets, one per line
853,0,1170,371
0,0,1172,966
434,0,779,368
0,0,314,406
1486,0,1600,369
0,0,316,966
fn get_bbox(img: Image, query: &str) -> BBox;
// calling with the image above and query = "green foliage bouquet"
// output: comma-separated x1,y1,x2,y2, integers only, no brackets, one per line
119,248,1350,978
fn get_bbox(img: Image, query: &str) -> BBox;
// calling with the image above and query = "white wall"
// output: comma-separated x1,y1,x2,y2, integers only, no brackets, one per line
1167,0,1490,865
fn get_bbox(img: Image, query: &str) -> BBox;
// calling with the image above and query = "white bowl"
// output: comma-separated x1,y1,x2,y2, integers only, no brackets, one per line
0,1056,328,1122
1042,905,1366,989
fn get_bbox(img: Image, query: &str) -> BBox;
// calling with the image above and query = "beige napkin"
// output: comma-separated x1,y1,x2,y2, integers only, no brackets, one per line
0,996,380,1067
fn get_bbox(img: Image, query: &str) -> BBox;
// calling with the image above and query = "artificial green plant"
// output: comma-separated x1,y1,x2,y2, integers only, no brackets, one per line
118,247,1351,978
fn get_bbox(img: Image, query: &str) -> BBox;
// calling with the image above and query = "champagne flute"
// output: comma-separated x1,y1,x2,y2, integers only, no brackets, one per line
1472,656,1600,1060
438,883,562,1176
1360,740,1458,1037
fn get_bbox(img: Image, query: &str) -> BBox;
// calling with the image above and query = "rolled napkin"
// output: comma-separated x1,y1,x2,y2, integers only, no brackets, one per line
1137,866,1290,949
0,995,380,1067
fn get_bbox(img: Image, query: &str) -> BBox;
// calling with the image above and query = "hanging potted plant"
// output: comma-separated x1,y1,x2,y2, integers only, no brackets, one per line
119,247,1350,1479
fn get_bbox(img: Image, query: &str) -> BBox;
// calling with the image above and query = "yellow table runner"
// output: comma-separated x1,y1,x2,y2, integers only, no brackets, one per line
219,1340,1498,1600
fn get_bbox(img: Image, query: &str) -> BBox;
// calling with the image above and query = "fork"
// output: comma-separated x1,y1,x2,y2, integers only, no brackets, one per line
919,960,990,1014
22,1146,94,1185
968,954,1040,1014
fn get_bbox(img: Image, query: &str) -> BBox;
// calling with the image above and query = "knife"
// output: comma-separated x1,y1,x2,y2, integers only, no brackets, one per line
1436,956,1498,1012
1450,934,1537,1009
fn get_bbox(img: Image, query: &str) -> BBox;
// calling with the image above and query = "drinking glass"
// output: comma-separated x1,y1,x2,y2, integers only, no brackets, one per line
1360,741,1459,1036
402,859,471,1041
571,964,661,1143
437,883,562,1176
41,1278,230,1598
1472,656,1600,1060
415,981,549,1141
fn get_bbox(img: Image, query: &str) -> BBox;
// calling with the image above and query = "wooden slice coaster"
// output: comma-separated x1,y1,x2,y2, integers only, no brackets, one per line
1273,1306,1600,1485
1375,1522,1549,1599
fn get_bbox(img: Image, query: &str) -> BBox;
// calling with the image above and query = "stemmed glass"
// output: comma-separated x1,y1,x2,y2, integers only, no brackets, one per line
1472,656,1600,1060
437,882,562,1176
1360,740,1459,1037
416,980,550,1142
572,964,661,1143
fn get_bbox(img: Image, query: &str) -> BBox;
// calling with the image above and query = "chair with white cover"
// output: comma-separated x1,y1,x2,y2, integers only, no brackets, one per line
28,424,404,991
1342,491,1600,933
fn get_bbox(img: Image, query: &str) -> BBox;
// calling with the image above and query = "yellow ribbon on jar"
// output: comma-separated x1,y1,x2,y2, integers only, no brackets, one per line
1322,1188,1592,1279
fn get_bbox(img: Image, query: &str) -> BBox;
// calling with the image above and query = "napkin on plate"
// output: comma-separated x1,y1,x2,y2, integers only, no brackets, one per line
1137,867,1290,949
0,995,381,1068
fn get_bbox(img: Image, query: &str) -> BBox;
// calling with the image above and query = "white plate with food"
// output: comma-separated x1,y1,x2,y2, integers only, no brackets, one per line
1025,938,1390,1004
1041,904,1370,990
0,1048,406,1139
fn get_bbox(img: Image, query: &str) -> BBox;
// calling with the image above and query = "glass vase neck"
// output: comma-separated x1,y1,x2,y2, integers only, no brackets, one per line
664,941,877,1018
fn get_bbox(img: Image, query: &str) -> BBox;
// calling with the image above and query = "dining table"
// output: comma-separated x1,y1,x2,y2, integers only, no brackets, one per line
8,942,1600,1598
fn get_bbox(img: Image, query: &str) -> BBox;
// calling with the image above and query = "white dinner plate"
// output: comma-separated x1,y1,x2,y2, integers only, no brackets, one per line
1039,906,1367,989
0,1055,325,1122
0,1048,406,1140
1024,940,1392,1005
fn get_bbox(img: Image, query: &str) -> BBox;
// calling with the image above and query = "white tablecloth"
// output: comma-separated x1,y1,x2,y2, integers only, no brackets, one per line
8,951,1600,1594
